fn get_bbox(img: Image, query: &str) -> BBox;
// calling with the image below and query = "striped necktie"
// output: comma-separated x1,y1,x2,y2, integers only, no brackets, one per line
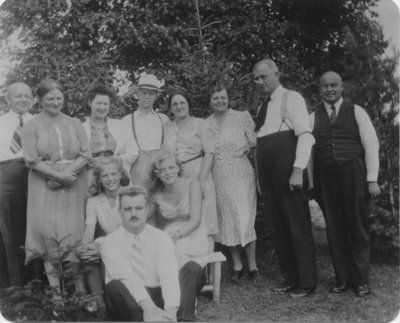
329,105,337,126
131,236,146,282
10,115,23,154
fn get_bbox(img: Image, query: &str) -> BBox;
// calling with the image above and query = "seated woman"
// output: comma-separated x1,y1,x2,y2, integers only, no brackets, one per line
151,149,208,269
76,156,129,307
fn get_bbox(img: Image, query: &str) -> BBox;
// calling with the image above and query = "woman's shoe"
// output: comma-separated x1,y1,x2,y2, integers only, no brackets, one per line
249,269,259,286
231,269,244,284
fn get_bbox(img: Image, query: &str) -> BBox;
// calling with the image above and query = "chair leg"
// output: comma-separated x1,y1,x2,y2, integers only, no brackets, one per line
212,262,221,302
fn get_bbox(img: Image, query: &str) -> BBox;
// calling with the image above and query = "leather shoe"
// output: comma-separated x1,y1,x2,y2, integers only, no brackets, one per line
330,283,348,293
290,287,315,298
354,284,371,297
273,284,295,292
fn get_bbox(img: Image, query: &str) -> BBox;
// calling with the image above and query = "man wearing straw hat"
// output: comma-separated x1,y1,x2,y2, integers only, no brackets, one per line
122,73,169,197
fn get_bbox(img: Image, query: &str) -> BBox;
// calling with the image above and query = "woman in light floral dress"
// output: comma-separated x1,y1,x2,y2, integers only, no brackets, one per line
206,86,258,284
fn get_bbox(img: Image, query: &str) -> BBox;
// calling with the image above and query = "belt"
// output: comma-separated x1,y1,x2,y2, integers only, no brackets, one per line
92,150,114,158
181,152,204,165
257,130,293,142
0,158,25,166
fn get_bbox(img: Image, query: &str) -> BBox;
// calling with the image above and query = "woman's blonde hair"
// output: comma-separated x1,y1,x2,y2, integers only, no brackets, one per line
89,156,130,195
152,149,183,178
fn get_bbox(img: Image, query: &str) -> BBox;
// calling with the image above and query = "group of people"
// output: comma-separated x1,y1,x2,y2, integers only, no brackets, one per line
0,57,380,321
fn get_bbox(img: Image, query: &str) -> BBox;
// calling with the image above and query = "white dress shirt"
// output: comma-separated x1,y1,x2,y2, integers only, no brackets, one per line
256,85,315,169
82,117,138,173
309,97,380,182
101,225,180,308
121,109,169,151
0,110,33,162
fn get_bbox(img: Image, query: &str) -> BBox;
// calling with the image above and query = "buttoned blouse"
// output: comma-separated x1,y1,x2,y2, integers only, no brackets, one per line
256,85,315,169
101,225,180,308
121,109,169,151
0,110,33,161
85,193,121,236
22,113,90,168
207,109,256,163
309,97,380,182
82,118,138,173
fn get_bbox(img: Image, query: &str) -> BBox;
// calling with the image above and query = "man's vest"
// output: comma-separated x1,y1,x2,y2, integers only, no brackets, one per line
313,99,364,165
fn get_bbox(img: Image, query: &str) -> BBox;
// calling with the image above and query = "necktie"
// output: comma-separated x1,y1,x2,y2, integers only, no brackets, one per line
254,97,271,132
131,236,146,282
329,105,336,126
10,115,23,154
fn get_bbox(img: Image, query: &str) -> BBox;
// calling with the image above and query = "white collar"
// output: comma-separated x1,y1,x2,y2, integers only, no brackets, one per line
269,84,284,101
323,97,343,110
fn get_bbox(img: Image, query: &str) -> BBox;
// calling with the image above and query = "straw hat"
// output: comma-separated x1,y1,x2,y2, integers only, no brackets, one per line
137,73,163,92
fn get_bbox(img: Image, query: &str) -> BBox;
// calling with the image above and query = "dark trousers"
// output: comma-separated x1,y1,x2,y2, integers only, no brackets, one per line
0,159,29,287
105,261,205,321
315,157,370,285
256,131,316,288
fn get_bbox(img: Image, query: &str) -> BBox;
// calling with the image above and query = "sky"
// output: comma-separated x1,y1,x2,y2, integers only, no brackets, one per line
0,0,398,84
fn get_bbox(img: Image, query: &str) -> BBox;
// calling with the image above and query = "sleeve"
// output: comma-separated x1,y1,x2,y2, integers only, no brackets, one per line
21,119,41,168
156,232,180,308
101,238,151,303
242,111,257,148
199,120,215,154
287,92,315,169
85,197,97,225
354,105,380,182
73,118,91,159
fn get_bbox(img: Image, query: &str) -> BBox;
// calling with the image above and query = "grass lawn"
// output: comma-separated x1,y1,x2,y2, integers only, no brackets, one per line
196,208,400,322
1,203,399,322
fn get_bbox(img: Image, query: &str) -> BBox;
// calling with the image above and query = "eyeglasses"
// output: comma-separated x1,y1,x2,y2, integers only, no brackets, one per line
156,165,177,175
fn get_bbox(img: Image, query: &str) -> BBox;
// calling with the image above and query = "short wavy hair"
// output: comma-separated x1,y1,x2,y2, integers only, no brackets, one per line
89,156,130,195
152,149,183,178
167,89,193,112
36,79,65,100
85,85,116,116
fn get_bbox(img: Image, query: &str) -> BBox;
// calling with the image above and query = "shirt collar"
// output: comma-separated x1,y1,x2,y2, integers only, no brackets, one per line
135,108,157,118
123,225,146,243
323,97,343,110
8,109,27,120
270,84,284,101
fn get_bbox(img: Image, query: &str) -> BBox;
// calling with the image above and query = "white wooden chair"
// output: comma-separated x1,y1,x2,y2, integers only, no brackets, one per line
200,252,226,302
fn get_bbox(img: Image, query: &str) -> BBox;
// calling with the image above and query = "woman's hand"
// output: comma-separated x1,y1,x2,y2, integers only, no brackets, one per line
165,227,181,242
76,242,101,261
58,169,77,185
46,180,63,190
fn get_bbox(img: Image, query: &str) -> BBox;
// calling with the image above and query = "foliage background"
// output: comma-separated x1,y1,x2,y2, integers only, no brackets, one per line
0,0,398,253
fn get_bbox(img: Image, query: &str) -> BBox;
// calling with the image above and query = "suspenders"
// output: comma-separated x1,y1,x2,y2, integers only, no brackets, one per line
131,111,165,151
279,90,293,131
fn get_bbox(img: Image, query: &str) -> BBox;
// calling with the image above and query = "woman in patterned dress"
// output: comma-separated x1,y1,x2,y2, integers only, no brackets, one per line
164,90,218,252
206,86,258,284
82,85,138,190
21,79,91,290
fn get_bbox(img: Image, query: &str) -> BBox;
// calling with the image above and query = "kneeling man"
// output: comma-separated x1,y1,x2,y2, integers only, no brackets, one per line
101,186,205,321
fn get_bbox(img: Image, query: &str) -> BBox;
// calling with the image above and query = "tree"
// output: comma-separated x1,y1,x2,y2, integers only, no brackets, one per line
0,0,398,251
